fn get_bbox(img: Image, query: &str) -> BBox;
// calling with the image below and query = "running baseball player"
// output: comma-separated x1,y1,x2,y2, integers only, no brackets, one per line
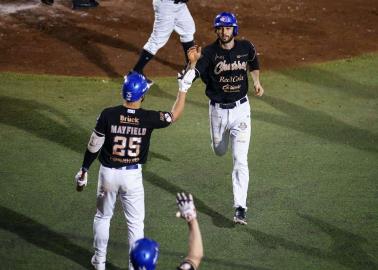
74,70,196,270
130,192,203,270
131,0,196,84
186,12,264,225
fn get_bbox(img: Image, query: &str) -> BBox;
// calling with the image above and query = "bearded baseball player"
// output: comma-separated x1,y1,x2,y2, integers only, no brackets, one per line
186,12,264,225
130,192,203,270
131,0,195,84
74,70,196,270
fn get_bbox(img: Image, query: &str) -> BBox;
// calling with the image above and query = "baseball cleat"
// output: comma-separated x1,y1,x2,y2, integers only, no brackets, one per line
41,0,54,5
233,206,247,225
91,255,106,270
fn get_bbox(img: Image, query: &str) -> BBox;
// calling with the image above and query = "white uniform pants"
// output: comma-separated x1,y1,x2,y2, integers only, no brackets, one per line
143,0,196,55
93,165,144,265
209,97,251,209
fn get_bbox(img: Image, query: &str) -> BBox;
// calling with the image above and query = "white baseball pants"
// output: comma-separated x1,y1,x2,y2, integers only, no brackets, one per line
209,97,251,209
93,165,144,265
143,0,196,55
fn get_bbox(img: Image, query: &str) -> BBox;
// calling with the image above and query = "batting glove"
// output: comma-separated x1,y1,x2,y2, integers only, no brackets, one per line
176,192,197,222
178,69,196,92
75,168,88,192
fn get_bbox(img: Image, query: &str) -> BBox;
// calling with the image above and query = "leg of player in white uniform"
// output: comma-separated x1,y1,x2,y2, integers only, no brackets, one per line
209,99,251,210
229,100,251,209
93,165,144,267
93,166,117,264
143,0,177,55
134,0,195,76
174,3,196,43
118,168,145,270
209,102,229,156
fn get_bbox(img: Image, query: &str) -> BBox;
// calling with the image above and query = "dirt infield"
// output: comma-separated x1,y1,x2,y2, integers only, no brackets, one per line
0,0,377,77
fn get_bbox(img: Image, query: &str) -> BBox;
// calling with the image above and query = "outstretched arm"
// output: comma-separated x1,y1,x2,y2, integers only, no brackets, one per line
170,91,187,123
170,69,196,122
176,193,203,269
185,218,203,269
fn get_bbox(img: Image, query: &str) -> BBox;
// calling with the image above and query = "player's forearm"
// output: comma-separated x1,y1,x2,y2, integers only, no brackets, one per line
171,91,187,122
82,149,99,170
186,218,203,268
250,70,261,85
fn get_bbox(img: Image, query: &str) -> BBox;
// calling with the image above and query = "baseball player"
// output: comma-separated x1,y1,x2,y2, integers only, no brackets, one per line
186,12,264,225
130,192,203,270
131,0,196,84
41,0,99,9
74,70,196,270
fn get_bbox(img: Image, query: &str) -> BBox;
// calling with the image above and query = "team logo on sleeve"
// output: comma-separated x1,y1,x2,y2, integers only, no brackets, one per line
160,112,172,123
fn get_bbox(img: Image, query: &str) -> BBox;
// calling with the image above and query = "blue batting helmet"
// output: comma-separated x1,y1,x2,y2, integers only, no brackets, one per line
214,12,238,36
122,71,150,102
130,238,159,270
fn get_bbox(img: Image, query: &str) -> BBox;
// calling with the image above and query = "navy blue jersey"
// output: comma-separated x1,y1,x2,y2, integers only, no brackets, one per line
195,39,259,103
94,105,172,167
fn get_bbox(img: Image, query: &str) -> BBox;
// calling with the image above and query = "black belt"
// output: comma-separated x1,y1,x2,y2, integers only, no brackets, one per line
210,97,247,109
114,164,139,170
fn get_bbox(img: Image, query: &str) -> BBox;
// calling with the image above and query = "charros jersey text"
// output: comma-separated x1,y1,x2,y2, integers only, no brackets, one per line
195,39,259,103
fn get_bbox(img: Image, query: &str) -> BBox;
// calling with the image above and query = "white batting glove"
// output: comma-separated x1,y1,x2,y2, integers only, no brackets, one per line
178,69,196,92
75,168,88,191
176,192,197,222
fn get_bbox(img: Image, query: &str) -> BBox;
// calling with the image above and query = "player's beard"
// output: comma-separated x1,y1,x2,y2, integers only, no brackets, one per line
218,33,234,45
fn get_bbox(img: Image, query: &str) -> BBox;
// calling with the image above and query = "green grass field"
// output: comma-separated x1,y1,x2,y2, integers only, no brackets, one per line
0,54,377,270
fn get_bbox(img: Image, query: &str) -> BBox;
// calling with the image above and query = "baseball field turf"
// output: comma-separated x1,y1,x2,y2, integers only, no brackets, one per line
0,54,377,269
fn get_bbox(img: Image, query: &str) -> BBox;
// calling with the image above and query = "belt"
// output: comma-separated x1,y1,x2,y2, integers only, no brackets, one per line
210,97,247,109
114,164,139,170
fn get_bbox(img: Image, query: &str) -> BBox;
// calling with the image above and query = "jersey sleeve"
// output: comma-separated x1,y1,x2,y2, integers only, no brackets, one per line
145,110,173,129
93,110,107,136
247,41,260,71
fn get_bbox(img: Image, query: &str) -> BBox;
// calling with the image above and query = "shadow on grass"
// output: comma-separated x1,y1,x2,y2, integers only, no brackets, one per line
257,95,378,153
144,170,234,228
0,96,170,161
1,97,376,268
298,213,377,270
279,66,378,99
0,96,88,153
148,85,377,154
0,96,231,225
230,213,377,270
0,206,122,270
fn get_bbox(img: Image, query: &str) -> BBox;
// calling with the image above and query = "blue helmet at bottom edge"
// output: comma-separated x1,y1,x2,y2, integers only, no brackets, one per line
130,238,159,270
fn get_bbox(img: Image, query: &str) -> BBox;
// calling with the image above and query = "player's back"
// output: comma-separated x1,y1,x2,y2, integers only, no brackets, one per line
95,105,172,168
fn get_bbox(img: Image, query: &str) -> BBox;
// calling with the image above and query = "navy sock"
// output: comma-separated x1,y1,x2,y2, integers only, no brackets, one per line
133,49,154,74
181,40,195,64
